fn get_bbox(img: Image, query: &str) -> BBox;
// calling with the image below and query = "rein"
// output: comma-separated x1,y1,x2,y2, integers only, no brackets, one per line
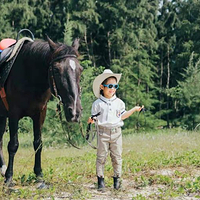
55,98,81,149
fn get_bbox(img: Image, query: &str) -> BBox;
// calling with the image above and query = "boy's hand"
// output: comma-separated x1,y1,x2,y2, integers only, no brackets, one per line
87,117,95,124
87,112,101,124
121,105,144,120
134,105,144,112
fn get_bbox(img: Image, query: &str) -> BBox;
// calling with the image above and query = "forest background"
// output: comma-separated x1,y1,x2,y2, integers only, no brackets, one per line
0,0,200,146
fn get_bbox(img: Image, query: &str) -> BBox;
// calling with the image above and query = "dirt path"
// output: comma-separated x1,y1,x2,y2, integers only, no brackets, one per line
83,179,165,200
81,167,200,200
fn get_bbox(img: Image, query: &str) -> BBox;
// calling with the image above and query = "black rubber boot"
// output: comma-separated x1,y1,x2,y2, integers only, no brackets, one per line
113,177,121,190
97,176,105,191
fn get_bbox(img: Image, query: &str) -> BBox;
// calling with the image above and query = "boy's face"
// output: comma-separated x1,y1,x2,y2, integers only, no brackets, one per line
100,77,117,99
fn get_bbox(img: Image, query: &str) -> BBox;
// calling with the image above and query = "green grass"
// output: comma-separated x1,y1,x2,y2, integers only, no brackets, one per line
1,129,200,199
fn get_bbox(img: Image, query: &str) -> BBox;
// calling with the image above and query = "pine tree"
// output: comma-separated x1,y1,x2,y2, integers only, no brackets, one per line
155,0,181,127
168,52,200,129
69,0,100,66
0,0,36,39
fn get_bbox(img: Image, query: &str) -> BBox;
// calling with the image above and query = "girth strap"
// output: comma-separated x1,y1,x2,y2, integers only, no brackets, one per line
0,87,8,110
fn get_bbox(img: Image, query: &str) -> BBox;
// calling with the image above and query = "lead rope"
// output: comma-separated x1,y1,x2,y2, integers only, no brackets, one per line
80,112,101,149
79,120,97,149
57,101,99,150
55,95,81,149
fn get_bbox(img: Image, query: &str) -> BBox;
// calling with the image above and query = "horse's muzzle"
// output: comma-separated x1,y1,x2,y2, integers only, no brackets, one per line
64,106,81,122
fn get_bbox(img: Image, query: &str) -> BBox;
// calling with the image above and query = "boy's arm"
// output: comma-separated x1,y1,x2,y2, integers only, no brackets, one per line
121,106,143,120
88,102,101,124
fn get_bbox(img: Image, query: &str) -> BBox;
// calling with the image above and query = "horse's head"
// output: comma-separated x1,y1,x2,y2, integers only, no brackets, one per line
47,36,83,122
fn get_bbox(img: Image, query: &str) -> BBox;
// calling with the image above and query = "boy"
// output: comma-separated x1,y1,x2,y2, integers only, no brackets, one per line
88,69,143,190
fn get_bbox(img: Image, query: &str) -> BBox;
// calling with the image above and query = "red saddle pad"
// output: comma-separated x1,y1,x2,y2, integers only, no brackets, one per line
0,38,16,50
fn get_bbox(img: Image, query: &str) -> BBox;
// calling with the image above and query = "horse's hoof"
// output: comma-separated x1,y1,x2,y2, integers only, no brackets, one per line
36,175,43,183
0,165,7,176
4,178,15,188
36,181,50,189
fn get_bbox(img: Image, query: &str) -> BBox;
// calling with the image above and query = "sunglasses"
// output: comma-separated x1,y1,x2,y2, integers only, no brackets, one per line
103,84,119,89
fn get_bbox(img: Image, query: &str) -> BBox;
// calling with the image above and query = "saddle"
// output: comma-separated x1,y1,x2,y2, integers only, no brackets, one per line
0,29,35,111
0,38,16,65
0,47,13,66
0,37,34,66
0,29,35,67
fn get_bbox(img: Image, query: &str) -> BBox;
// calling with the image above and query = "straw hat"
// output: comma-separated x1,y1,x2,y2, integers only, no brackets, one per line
93,69,121,98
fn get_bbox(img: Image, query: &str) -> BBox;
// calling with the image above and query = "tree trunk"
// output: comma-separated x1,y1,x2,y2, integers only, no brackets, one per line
107,31,111,66
90,33,96,67
160,54,163,111
84,28,92,62
166,44,170,128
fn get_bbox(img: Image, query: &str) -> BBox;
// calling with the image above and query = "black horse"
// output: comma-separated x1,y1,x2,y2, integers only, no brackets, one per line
0,36,83,185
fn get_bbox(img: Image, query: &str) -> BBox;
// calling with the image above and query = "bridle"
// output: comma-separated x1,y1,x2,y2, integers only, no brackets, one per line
49,54,77,66
49,54,77,98
48,54,83,149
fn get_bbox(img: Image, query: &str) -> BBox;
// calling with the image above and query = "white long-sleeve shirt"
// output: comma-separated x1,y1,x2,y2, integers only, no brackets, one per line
91,95,126,128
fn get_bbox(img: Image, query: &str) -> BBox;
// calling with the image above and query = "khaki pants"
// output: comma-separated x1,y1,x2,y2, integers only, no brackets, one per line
96,126,122,178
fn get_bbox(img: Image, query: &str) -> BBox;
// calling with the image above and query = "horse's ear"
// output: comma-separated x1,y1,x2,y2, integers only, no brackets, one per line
72,38,80,50
46,35,58,51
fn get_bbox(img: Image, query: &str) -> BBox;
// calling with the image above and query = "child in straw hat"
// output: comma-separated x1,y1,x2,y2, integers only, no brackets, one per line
88,69,143,191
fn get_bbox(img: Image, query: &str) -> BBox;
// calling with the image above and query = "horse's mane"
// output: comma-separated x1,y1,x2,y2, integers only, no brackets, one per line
21,39,78,65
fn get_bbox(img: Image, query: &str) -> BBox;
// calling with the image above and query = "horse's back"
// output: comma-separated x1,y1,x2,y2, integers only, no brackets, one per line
1,40,51,118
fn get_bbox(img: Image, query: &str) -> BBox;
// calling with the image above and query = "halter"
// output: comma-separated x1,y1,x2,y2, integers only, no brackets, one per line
49,54,77,66
49,54,77,96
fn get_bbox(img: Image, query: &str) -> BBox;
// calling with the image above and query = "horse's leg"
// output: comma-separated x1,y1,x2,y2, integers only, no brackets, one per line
32,106,47,178
5,117,19,185
0,116,7,176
